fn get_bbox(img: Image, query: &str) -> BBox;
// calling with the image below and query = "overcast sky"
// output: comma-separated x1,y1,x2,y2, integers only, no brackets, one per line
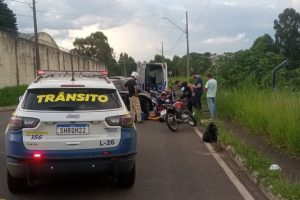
5,0,300,61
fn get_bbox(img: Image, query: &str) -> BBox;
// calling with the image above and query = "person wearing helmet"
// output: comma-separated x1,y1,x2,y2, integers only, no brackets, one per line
124,72,143,123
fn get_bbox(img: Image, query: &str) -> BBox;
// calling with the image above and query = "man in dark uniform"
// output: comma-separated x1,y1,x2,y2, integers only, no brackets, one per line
174,80,195,113
124,72,142,123
191,72,204,111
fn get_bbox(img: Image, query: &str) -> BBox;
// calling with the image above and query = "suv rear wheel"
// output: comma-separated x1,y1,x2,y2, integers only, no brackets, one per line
117,164,135,187
140,97,151,115
7,169,28,193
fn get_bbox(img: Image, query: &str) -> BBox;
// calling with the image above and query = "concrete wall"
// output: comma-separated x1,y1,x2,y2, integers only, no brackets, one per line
0,31,104,88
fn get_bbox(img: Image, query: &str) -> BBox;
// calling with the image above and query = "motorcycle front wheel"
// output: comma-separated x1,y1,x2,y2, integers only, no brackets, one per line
166,112,178,132
185,111,197,126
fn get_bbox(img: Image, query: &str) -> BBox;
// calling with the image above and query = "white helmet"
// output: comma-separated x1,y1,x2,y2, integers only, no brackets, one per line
131,71,139,79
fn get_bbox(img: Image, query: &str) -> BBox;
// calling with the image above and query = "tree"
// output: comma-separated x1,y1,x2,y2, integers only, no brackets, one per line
71,31,117,72
169,55,181,76
251,34,277,56
149,54,165,63
118,52,137,77
189,52,211,74
164,53,212,77
0,0,18,32
274,8,300,60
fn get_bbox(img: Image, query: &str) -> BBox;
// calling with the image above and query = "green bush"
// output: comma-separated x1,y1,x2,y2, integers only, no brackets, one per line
0,85,27,107
218,86,300,154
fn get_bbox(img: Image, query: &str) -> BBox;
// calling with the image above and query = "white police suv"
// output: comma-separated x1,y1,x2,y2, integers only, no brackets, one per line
5,70,137,193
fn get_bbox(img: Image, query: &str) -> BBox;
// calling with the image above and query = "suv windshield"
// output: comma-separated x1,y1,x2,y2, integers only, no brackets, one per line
22,88,122,111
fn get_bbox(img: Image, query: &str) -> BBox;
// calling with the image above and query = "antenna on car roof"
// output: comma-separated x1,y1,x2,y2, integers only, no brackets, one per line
71,63,75,81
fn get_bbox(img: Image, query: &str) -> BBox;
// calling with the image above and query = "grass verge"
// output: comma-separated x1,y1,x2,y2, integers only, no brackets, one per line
0,85,27,107
216,121,300,200
217,87,300,155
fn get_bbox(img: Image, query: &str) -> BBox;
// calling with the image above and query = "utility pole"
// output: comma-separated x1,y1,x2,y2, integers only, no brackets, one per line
162,11,190,78
32,0,40,74
162,41,164,63
186,11,190,78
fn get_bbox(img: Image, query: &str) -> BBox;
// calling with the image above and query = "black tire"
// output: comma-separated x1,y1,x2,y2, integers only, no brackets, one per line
118,164,135,187
166,113,178,132
7,169,28,193
140,97,150,115
186,112,197,126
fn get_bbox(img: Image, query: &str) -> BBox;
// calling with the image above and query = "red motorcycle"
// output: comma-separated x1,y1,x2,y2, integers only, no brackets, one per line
163,99,196,132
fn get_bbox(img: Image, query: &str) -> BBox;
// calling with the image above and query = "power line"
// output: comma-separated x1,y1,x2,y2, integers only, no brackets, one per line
7,0,177,31
8,0,176,30
15,13,32,17
166,32,184,52
0,12,32,17
34,9,175,29
9,0,31,6
192,0,212,28
36,9,78,17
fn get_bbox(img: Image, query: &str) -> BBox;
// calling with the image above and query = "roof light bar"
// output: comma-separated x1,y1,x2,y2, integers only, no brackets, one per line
37,70,46,76
35,70,111,83
36,70,109,77
99,70,109,76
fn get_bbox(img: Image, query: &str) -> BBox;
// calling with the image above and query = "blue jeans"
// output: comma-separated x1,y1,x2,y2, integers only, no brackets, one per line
207,97,216,118
193,93,202,111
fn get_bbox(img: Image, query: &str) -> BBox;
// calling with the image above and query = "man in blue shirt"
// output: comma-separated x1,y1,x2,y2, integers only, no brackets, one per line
191,72,203,111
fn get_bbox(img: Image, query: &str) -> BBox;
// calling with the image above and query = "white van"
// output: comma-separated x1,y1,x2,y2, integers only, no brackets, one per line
137,63,168,92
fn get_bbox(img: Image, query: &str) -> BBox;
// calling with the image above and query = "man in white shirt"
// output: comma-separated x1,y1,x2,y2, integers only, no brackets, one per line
204,73,217,119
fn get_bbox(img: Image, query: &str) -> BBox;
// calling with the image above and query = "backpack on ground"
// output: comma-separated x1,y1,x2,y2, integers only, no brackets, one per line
202,122,218,143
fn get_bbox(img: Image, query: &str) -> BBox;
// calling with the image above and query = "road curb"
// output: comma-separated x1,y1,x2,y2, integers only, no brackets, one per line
224,144,286,200
0,105,17,112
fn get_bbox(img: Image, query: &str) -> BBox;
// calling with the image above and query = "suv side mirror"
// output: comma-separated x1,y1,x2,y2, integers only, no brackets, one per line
19,96,23,102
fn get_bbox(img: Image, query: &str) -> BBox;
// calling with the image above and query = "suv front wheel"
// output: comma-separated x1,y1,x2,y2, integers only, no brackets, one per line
117,164,135,187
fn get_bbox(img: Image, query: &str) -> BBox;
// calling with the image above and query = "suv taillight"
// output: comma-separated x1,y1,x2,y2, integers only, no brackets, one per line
8,116,40,131
105,115,133,128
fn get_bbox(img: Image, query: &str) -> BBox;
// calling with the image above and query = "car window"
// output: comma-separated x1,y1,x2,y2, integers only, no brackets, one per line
22,88,122,111
112,80,126,91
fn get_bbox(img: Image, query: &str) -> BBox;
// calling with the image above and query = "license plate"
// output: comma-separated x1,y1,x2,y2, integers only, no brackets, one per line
56,124,89,135
161,109,167,116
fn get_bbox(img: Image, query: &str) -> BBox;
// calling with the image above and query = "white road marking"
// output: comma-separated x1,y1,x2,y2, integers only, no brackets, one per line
194,127,255,200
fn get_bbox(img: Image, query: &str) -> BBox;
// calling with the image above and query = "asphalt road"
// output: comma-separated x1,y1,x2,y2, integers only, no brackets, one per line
0,111,268,200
